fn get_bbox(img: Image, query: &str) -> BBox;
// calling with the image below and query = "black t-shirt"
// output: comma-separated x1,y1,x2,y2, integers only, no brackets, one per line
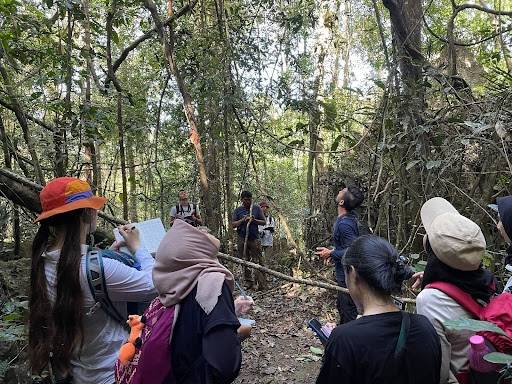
316,311,441,384
171,282,242,384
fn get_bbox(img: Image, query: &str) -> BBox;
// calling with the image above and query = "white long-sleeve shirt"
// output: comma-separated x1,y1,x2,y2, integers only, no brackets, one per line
416,288,474,384
43,245,157,384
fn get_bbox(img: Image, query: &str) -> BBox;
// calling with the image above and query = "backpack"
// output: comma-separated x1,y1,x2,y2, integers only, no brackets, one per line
426,282,512,354
175,203,198,227
85,249,145,327
115,298,176,384
176,203,196,215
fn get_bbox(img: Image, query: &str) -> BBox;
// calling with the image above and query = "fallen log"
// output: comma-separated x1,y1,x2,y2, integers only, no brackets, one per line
217,252,417,304
0,168,125,225
0,168,417,304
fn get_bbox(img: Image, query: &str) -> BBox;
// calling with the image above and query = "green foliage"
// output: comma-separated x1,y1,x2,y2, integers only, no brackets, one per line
0,296,27,379
484,352,512,365
0,296,27,341
444,318,510,338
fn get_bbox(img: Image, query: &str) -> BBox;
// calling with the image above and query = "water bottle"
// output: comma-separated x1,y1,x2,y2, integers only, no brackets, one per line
468,335,497,373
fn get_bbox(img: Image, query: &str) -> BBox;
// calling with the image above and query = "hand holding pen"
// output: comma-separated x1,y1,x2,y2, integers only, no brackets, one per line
111,224,141,254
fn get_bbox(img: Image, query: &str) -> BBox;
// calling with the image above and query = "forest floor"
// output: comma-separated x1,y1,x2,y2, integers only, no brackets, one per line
0,252,337,384
233,277,338,384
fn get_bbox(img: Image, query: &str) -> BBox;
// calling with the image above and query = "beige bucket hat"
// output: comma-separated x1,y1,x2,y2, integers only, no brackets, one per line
421,197,486,271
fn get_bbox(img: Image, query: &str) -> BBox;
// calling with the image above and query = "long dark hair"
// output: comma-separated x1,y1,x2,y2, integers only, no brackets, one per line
421,238,495,303
343,235,410,295
29,208,93,375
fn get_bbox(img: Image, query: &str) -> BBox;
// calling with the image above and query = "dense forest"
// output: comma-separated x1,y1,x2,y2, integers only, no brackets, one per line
1,0,512,380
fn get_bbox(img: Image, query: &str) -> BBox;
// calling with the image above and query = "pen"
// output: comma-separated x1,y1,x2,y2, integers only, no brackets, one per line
235,280,248,299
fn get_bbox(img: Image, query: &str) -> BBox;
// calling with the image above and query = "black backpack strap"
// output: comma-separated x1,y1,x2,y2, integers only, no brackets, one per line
393,311,411,380
394,312,411,357
85,250,127,328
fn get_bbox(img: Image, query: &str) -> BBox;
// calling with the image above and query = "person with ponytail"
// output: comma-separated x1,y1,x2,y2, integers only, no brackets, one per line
316,235,441,384
29,177,157,383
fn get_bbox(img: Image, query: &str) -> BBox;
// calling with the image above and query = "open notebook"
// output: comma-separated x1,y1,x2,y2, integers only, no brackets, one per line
113,218,166,255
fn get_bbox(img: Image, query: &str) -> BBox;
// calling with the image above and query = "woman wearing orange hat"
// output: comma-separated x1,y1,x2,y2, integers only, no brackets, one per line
28,177,157,384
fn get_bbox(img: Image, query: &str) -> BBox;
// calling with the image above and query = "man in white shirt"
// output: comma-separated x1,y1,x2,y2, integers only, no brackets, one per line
170,190,202,227
258,201,275,259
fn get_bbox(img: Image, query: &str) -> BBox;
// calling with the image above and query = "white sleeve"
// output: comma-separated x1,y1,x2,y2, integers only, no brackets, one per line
195,204,200,217
103,247,157,303
416,289,461,384
170,206,177,217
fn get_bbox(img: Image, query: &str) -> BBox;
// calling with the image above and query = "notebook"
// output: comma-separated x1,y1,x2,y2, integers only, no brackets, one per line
113,218,166,255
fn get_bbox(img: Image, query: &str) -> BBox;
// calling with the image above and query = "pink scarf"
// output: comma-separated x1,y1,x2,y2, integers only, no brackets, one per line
153,220,234,314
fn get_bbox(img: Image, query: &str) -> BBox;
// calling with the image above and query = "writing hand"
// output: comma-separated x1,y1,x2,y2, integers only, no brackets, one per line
118,225,141,254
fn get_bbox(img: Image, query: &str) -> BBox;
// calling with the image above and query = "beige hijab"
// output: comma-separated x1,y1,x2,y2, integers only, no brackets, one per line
153,219,234,314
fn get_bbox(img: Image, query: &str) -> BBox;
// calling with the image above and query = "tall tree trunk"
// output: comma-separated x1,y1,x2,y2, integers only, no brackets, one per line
304,27,327,249
0,59,45,185
154,74,169,220
59,8,73,176
447,5,458,76
82,4,93,186
330,0,341,92
0,113,10,168
117,94,129,220
382,0,424,105
342,0,352,88
127,135,138,222
0,113,20,255
144,0,209,205
95,141,103,197
223,110,233,248
215,0,234,249
82,0,101,194
205,135,221,235
485,0,512,72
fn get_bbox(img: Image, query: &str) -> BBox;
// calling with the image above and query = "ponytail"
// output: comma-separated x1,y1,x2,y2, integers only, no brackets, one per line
343,235,410,295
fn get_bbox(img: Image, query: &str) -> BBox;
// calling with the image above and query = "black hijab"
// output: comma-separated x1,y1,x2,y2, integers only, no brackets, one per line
498,196,512,265
421,239,495,303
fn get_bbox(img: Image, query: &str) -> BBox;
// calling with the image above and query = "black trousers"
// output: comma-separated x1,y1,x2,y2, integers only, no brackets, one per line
336,288,358,324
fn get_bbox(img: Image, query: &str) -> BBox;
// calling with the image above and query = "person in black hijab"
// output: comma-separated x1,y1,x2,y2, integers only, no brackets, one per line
494,195,512,291
496,196,512,267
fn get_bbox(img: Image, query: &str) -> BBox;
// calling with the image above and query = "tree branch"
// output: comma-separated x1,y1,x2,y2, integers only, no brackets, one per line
0,168,124,225
0,98,54,131
105,0,135,106
106,0,198,88
144,0,210,195
457,2,512,16
423,13,512,46
0,55,45,185
216,253,417,303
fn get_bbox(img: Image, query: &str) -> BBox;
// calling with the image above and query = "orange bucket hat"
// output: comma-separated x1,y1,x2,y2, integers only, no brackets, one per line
34,177,107,222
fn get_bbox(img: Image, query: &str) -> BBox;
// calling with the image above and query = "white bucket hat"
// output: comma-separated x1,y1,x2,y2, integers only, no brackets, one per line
421,197,486,271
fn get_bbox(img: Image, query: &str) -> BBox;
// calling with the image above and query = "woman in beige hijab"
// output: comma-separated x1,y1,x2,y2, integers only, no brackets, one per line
153,219,245,384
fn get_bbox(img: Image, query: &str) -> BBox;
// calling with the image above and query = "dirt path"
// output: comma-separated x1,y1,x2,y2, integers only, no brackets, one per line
234,283,338,384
